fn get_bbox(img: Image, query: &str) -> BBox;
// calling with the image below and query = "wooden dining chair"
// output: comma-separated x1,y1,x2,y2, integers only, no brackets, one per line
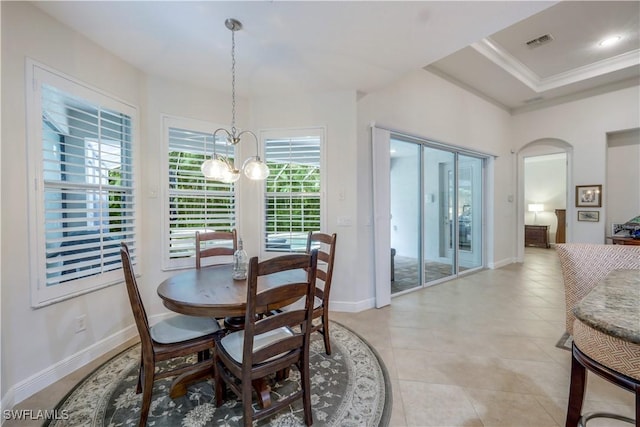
280,231,337,355
195,229,237,269
213,251,318,427
120,243,221,427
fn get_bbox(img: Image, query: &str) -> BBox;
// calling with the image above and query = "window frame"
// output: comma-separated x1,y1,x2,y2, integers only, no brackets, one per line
161,115,238,270
26,59,139,307
260,127,326,257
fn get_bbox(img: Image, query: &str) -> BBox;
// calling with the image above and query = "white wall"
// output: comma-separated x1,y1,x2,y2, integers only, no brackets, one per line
249,91,360,309
512,86,640,243
1,2,142,404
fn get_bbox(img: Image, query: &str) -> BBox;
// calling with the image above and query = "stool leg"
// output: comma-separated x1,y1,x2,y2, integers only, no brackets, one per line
566,347,587,427
635,384,639,427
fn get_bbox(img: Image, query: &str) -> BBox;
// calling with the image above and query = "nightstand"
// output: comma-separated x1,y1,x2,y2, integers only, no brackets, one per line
525,225,550,248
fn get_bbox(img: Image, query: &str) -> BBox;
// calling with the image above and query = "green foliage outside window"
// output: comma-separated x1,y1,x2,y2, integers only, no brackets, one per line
169,151,234,231
265,161,320,234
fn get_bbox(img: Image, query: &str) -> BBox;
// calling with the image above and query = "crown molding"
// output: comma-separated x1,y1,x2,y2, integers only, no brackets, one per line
472,37,640,94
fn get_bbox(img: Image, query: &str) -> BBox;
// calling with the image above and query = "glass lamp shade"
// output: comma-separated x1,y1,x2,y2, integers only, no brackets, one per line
201,157,229,180
243,157,270,180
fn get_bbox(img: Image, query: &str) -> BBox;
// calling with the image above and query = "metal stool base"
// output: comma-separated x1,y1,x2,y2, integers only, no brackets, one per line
578,412,634,427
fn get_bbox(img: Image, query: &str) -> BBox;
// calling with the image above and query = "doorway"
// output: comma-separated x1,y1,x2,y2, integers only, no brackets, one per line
517,139,572,262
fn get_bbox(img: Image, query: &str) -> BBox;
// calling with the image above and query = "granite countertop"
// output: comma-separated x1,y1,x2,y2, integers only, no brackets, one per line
573,269,640,344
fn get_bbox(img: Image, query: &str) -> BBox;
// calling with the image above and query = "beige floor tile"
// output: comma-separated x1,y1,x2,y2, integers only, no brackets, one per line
584,373,637,405
388,378,407,427
374,345,399,380
399,381,483,427
465,388,560,427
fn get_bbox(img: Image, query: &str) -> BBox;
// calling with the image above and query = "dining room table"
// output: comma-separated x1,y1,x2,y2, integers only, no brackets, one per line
157,262,307,406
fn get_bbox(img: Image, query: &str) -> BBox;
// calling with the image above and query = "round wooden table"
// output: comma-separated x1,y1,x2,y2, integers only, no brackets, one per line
156,263,305,404
157,263,304,316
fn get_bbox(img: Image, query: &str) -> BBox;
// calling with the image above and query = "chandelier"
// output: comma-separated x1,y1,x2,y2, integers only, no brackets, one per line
201,18,269,182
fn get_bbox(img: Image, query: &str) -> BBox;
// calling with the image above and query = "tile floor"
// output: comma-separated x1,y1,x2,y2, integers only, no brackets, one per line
7,247,636,426
332,247,635,426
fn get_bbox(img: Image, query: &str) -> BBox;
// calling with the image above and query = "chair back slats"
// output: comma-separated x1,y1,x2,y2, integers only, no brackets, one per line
195,229,237,269
252,336,304,365
120,243,153,351
242,251,318,371
306,232,336,295
317,250,331,264
254,282,309,308
214,250,318,426
316,268,328,283
256,253,312,276
302,231,337,355
254,309,307,337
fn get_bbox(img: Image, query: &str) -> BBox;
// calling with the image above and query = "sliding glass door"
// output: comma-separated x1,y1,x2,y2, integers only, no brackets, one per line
390,139,422,293
422,146,456,284
390,137,484,295
458,155,483,270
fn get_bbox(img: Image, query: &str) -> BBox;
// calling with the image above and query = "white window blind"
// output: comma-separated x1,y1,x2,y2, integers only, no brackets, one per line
28,62,137,306
166,121,236,268
263,131,323,252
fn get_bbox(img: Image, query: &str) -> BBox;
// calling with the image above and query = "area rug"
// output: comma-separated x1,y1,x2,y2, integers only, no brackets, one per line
556,331,573,351
46,322,391,427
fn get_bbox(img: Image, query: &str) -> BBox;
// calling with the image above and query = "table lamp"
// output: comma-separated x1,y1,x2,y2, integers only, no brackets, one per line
528,204,544,224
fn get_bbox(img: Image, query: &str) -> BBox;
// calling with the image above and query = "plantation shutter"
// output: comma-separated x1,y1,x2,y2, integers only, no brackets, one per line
167,126,236,264
264,134,322,252
40,84,135,288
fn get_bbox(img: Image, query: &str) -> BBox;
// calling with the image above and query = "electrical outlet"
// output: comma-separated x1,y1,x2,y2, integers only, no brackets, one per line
75,315,86,333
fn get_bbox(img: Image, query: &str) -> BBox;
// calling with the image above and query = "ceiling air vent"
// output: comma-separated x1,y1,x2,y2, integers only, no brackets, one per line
525,33,554,48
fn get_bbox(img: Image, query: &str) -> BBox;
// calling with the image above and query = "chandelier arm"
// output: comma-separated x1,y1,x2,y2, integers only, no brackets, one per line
212,128,232,158
237,130,261,159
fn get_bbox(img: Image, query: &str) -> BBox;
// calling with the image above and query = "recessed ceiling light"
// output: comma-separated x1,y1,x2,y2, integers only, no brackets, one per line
599,35,622,47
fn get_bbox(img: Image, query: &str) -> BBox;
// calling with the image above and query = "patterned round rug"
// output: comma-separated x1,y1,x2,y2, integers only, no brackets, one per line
47,322,391,426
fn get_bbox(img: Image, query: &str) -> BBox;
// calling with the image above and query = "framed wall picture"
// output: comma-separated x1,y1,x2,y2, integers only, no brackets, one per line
575,185,602,207
578,210,600,222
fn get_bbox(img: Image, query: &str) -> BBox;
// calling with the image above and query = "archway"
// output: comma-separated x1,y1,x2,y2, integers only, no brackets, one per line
516,138,573,262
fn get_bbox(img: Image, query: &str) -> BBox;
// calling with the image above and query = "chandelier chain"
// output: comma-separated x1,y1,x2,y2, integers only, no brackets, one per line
230,27,237,136
201,18,269,181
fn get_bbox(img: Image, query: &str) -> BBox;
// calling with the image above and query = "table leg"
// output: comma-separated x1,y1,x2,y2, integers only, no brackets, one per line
169,364,213,399
252,378,271,408
169,365,272,409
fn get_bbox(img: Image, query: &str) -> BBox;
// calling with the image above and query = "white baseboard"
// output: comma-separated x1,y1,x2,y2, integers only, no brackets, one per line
489,257,515,269
331,297,376,313
2,311,179,412
4,325,138,408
